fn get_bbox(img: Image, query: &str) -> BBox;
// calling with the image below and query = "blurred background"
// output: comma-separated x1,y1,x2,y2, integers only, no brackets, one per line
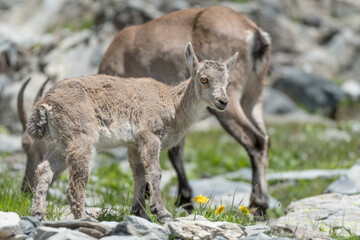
0,0,360,224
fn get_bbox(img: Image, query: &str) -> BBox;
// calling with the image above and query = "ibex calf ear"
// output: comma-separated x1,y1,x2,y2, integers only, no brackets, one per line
185,42,199,74
224,52,239,71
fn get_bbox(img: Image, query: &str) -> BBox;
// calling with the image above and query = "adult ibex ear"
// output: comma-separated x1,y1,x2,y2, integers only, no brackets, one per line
224,52,239,71
185,42,199,74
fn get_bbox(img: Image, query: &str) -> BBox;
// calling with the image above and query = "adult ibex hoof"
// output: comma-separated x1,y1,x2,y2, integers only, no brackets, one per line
157,210,173,223
249,193,269,219
32,211,46,221
175,190,194,213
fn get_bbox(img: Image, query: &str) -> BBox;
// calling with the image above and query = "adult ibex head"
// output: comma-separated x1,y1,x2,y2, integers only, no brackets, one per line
18,77,50,193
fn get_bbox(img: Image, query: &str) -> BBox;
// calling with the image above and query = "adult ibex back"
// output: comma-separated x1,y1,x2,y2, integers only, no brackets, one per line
18,77,50,193
99,6,271,215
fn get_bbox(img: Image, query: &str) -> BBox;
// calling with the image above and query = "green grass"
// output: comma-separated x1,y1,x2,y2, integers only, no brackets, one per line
0,173,63,220
182,121,359,177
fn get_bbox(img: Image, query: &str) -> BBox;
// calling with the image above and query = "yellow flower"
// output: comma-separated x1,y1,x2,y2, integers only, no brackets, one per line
193,194,209,204
214,205,224,215
238,205,250,216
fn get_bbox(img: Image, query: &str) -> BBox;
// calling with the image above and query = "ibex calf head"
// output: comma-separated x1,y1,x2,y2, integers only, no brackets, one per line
27,43,238,222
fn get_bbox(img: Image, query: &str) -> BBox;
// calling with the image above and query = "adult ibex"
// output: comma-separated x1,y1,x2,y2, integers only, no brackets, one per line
99,6,271,215
17,77,50,193
27,43,238,221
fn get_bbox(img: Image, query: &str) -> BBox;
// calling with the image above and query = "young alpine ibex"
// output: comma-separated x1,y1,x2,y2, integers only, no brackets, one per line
17,77,50,193
27,43,238,221
99,6,271,215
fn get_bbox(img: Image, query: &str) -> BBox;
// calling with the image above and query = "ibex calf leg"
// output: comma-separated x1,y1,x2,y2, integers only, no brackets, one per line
128,148,149,220
66,139,95,219
31,149,66,219
138,131,171,221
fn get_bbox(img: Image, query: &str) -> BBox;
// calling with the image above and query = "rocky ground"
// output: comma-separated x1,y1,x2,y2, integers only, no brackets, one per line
1,0,360,239
1,192,360,239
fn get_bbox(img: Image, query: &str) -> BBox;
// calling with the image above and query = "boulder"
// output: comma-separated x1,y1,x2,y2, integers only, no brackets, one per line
342,80,360,101
325,163,360,195
275,193,360,237
0,72,50,133
295,29,360,79
106,215,169,240
0,211,21,239
43,30,102,82
35,226,65,240
0,134,21,153
242,225,271,236
272,67,344,118
47,229,97,240
263,87,300,115
19,216,41,236
165,215,245,240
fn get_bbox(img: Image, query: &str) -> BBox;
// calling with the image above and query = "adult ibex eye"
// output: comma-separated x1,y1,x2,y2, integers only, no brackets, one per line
200,77,208,84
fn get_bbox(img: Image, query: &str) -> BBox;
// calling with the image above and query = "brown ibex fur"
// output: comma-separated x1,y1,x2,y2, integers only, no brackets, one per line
18,77,50,193
27,43,238,221
99,6,271,215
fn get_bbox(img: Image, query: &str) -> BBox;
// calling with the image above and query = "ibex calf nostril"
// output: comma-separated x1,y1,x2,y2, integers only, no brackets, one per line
219,99,229,106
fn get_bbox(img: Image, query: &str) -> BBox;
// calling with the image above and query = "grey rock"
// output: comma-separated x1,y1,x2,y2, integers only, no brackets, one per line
44,31,102,82
127,0,164,20
296,29,360,79
165,215,245,240
276,193,360,237
257,0,311,53
0,72,50,133
160,0,191,13
11,234,27,240
241,232,294,240
0,134,21,153
224,168,253,181
263,87,300,115
242,225,271,236
170,176,280,209
98,221,118,230
0,211,21,239
267,169,348,181
342,80,360,101
271,224,331,239
326,163,360,194
100,236,139,240
273,67,344,117
107,215,168,240
78,226,104,238
19,216,41,235
220,1,258,19
44,219,109,235
47,228,97,240
241,233,272,240
34,226,64,240
226,168,347,182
